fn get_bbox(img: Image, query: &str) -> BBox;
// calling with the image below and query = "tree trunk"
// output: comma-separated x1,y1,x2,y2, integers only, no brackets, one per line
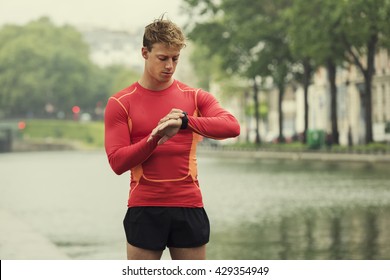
363,34,377,144
278,83,285,143
253,79,261,145
344,33,377,144
302,59,312,143
244,90,250,143
326,59,339,145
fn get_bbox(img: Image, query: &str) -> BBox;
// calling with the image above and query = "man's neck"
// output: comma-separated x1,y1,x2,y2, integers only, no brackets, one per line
138,76,174,91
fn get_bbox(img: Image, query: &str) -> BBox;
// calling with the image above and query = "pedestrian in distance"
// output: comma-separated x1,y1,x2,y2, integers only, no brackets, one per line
104,16,240,260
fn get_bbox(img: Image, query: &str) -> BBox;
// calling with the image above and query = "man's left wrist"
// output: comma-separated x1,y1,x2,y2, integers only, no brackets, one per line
180,112,188,129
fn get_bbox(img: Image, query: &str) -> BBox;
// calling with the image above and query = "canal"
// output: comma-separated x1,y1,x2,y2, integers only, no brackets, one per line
0,151,389,259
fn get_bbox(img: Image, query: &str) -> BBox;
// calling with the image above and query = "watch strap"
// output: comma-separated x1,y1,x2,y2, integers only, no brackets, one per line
180,111,188,129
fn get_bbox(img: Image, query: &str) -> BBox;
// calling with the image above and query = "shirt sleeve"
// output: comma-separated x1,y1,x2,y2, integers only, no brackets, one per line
104,97,160,175
188,90,240,139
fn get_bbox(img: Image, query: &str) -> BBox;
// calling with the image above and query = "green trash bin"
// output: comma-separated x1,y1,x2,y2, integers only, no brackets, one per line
307,129,325,149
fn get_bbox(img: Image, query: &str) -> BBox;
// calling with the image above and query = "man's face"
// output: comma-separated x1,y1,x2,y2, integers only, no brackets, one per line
142,43,181,84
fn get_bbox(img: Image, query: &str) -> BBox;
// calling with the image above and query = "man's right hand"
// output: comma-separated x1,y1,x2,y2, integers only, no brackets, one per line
147,109,185,145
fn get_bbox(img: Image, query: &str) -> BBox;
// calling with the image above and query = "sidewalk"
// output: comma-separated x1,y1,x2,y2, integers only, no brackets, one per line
0,210,69,260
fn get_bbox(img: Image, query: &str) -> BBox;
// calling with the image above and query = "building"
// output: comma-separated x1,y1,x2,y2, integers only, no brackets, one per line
79,26,143,71
266,49,390,145
335,49,390,144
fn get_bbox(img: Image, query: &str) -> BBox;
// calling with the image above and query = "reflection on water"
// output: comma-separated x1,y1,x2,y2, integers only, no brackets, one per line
0,151,389,259
198,156,390,260
209,206,390,260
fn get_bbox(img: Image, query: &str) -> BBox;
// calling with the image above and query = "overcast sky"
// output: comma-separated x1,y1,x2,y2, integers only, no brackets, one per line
0,0,188,31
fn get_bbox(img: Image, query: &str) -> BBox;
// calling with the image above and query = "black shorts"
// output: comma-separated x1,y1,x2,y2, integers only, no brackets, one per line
123,207,210,251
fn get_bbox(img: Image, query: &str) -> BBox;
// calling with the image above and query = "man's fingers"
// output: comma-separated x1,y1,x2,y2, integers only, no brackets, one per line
149,117,181,144
147,121,173,142
147,127,159,142
159,119,181,131
159,113,182,124
158,135,169,145
158,109,185,125
170,108,183,114
156,121,170,132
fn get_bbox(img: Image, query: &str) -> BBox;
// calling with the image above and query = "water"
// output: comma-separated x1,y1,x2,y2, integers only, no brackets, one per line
0,151,389,259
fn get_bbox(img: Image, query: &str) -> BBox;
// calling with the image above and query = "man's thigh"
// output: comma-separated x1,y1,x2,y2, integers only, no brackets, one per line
169,245,206,260
126,243,163,260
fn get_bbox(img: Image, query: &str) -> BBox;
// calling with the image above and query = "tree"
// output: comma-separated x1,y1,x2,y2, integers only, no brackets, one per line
183,0,294,144
106,65,141,94
245,0,293,143
284,0,346,144
183,0,390,145
340,0,390,144
0,17,100,118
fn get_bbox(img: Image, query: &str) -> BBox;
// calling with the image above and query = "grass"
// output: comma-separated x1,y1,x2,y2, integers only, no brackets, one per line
20,119,104,148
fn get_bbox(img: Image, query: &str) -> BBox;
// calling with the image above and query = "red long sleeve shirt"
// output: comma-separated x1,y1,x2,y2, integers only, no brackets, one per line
104,80,240,208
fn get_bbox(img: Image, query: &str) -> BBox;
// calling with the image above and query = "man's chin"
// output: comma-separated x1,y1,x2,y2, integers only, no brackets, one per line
159,76,173,83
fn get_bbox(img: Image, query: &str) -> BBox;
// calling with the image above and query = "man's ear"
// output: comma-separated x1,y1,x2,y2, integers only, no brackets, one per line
141,47,149,59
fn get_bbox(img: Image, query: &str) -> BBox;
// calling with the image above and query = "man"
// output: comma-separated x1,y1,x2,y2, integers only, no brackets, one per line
104,17,240,260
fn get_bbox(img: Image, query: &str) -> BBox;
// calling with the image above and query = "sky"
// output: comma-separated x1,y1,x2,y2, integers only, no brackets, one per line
0,0,188,31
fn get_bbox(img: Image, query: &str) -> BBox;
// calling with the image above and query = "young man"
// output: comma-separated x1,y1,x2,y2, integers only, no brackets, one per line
104,18,240,260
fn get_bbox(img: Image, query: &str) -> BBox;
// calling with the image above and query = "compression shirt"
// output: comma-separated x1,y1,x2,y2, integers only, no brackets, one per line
104,80,240,208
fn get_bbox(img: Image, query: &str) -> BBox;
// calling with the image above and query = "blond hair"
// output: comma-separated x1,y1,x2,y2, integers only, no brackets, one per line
143,17,186,51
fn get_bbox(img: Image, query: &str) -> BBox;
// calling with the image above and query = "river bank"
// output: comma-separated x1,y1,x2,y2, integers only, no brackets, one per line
6,139,390,163
198,146,390,163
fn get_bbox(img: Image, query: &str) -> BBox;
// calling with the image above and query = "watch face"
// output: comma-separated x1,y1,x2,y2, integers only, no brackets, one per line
180,112,188,129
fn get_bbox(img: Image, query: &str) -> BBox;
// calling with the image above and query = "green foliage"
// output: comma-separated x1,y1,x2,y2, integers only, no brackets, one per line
184,0,390,145
0,18,93,117
283,0,345,68
105,65,140,93
188,43,216,90
341,0,388,48
188,42,248,101
245,103,268,119
21,119,104,147
185,0,294,80
183,0,296,144
0,17,139,119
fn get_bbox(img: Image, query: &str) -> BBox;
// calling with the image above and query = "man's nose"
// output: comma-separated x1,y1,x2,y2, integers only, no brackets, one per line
165,59,173,69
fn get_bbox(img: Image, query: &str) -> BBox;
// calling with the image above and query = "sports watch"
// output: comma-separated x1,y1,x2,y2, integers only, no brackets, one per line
180,111,188,129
